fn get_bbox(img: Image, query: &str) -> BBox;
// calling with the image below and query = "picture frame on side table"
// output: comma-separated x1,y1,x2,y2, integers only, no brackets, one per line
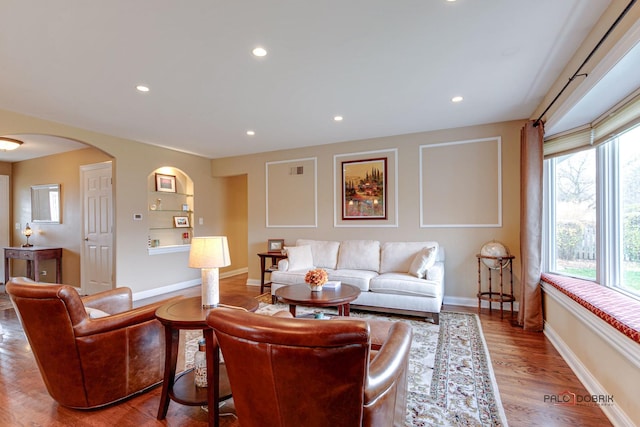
173,216,190,228
267,239,285,253
155,173,177,193
342,157,387,220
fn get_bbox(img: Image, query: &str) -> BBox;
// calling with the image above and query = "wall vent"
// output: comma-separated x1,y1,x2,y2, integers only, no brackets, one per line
290,166,304,175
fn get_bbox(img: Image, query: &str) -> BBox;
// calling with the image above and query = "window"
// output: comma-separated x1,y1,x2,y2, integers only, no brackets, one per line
545,123,640,299
618,125,640,296
547,150,596,280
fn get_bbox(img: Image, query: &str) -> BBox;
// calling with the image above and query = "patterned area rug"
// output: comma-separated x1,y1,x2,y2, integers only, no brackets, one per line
186,302,508,427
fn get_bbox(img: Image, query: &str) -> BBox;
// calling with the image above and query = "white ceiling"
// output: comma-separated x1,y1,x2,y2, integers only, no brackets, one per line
0,0,626,162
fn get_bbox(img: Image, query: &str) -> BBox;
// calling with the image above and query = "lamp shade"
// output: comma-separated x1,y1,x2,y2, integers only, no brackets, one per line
189,236,231,268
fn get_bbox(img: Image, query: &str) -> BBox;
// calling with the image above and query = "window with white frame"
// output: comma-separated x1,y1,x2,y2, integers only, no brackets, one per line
546,149,596,280
545,123,640,298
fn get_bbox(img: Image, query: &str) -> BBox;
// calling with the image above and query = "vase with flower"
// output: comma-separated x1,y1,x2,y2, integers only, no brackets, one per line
305,268,328,292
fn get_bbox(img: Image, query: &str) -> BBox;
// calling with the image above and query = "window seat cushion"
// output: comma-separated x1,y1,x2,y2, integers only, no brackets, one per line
541,273,640,344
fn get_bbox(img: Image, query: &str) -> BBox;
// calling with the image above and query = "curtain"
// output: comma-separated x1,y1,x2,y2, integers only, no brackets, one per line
519,120,544,331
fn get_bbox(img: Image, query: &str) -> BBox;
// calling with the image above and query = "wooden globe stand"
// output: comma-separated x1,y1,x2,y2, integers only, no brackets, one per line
476,254,515,319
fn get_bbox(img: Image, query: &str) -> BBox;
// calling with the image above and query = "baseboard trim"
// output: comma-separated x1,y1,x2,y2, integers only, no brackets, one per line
544,320,635,427
131,267,248,301
443,295,520,312
246,278,261,287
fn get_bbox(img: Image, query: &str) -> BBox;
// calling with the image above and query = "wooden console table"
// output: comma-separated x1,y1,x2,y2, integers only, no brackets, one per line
4,246,63,284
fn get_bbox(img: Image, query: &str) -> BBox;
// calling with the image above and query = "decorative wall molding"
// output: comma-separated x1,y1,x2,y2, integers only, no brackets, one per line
420,137,502,228
266,157,317,228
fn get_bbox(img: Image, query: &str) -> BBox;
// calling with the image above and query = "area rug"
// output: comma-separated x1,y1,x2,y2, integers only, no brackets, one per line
186,303,508,427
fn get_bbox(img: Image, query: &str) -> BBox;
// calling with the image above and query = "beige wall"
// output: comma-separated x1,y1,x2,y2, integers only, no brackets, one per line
220,175,248,273
0,162,11,175
543,290,640,425
10,148,111,285
212,119,524,304
1,108,223,294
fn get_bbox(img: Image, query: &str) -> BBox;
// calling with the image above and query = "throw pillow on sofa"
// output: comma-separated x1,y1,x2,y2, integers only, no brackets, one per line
284,245,314,271
408,246,437,278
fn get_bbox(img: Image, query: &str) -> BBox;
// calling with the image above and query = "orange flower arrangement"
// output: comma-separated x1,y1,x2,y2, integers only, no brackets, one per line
305,268,328,287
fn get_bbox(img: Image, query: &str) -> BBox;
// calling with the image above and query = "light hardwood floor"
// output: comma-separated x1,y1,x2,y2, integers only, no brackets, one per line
0,274,612,426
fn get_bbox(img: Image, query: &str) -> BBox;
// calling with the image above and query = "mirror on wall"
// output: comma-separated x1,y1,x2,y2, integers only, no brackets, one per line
31,184,61,223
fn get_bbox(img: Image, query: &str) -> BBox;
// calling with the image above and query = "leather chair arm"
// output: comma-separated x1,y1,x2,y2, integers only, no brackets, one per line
74,296,183,337
364,321,412,403
81,287,133,314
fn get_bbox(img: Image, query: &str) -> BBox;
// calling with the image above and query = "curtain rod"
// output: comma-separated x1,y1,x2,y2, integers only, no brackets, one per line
533,0,638,127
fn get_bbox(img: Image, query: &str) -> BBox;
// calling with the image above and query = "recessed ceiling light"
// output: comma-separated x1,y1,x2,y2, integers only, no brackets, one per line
246,130,255,136
451,96,463,103
334,116,343,122
136,85,150,92
252,47,267,57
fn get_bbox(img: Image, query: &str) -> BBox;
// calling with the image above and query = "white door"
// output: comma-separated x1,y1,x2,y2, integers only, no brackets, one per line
81,162,113,294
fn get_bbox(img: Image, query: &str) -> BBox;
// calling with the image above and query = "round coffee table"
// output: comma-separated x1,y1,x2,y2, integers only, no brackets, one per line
274,284,361,317
155,295,259,427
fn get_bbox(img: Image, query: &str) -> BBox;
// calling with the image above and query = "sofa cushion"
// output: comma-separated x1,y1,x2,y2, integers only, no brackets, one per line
327,269,377,292
370,273,441,298
336,240,380,272
296,239,340,269
408,246,437,278
271,269,313,285
379,241,439,274
284,245,314,271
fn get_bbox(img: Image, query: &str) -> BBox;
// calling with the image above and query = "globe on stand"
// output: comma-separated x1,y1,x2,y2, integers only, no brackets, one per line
480,241,511,269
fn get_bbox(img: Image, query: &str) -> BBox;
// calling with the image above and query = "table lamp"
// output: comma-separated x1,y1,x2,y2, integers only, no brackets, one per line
188,236,231,307
22,223,33,247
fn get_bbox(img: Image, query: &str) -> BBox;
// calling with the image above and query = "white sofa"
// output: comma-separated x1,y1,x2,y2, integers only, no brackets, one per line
270,239,445,324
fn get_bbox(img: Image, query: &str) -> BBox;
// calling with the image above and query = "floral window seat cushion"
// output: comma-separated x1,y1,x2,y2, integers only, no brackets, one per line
541,273,640,344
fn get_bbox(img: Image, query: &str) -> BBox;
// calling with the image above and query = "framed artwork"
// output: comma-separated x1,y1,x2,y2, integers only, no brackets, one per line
173,216,190,228
342,157,387,220
155,173,176,193
267,239,285,253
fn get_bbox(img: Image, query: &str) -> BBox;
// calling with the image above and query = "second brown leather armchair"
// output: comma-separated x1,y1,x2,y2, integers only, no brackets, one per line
6,277,181,409
207,308,413,427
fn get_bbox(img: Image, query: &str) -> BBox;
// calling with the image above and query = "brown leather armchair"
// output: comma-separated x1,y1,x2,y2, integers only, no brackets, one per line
207,308,413,427
6,277,182,409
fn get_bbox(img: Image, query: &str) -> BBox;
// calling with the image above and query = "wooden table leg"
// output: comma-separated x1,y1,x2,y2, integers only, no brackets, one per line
4,255,9,285
204,328,219,427
259,256,267,294
343,303,350,316
157,327,179,420
288,304,297,317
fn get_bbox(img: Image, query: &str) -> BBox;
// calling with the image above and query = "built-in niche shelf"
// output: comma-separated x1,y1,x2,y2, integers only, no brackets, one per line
147,170,194,253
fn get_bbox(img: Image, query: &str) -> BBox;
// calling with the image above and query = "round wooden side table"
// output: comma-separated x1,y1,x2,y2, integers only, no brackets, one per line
274,283,361,317
155,295,259,427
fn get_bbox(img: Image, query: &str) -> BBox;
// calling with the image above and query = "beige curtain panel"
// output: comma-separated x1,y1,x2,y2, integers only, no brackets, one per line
519,120,544,331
